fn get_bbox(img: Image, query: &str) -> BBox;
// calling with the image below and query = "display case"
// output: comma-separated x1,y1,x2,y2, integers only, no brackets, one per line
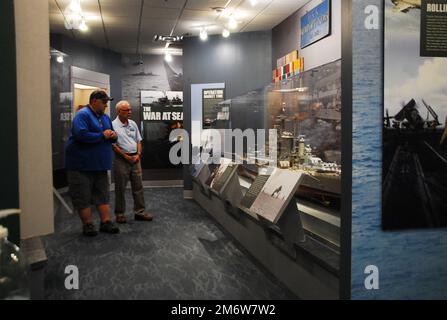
191,60,343,298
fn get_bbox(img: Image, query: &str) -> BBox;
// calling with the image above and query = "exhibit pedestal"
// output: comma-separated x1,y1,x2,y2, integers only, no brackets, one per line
192,180,339,299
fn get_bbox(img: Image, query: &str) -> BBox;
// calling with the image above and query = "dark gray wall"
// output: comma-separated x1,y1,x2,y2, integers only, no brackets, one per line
183,31,272,190
50,34,122,118
0,0,20,245
272,10,299,67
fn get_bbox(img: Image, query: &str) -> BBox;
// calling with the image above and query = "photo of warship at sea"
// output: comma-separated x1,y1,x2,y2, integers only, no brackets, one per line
382,1,447,230
383,99,447,230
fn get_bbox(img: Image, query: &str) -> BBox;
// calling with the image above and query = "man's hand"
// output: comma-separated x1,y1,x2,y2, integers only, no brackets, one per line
123,154,139,164
103,130,117,140
103,129,113,139
131,154,140,164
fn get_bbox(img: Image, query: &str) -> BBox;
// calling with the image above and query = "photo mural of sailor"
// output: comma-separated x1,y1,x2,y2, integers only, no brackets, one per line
121,54,183,172
383,0,447,230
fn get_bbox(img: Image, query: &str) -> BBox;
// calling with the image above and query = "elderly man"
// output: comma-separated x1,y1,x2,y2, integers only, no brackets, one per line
65,90,120,236
112,100,153,223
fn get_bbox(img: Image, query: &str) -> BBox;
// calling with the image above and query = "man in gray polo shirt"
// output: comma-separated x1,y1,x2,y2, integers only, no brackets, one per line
112,100,153,223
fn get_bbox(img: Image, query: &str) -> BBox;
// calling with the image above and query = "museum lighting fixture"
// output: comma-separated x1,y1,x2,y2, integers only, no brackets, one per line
153,35,183,43
56,55,64,63
64,0,89,31
222,28,230,38
79,20,88,32
164,52,173,62
199,28,208,41
228,16,238,29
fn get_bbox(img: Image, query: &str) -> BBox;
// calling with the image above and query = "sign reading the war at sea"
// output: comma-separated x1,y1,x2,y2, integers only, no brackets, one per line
140,90,183,169
420,0,447,57
141,90,183,122
383,0,447,230
202,88,226,129
300,0,331,49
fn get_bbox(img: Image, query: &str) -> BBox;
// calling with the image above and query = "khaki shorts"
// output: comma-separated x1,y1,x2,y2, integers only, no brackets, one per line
67,170,110,210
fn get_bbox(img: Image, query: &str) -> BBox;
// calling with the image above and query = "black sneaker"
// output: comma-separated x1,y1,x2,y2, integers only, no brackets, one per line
83,223,98,237
100,221,120,234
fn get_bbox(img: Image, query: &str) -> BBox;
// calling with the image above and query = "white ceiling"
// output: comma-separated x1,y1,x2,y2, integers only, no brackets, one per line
49,0,309,55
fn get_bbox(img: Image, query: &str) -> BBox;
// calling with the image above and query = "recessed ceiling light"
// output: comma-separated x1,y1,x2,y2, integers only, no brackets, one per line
56,55,64,63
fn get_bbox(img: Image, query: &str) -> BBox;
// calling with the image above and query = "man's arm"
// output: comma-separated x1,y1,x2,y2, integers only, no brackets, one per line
72,114,104,143
112,143,133,163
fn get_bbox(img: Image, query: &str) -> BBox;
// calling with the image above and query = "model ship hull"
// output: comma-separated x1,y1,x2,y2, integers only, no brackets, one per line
239,164,340,207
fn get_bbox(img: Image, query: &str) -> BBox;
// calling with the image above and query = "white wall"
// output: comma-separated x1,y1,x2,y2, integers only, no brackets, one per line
15,0,54,239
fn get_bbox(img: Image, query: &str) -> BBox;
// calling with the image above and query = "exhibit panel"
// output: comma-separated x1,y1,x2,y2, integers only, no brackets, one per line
352,0,447,299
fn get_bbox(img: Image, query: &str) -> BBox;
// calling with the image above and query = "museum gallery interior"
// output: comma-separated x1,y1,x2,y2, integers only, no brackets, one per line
3,0,447,301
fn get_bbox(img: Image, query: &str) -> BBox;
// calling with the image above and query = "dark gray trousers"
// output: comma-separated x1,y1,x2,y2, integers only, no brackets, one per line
113,156,145,215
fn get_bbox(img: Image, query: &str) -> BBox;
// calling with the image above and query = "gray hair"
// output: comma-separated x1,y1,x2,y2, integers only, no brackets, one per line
116,100,130,112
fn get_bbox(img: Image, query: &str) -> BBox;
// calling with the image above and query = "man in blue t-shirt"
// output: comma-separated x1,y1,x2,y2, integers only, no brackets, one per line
65,90,120,236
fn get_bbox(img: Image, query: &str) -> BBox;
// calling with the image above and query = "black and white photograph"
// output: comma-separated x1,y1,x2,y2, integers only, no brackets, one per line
250,169,303,224
383,0,447,230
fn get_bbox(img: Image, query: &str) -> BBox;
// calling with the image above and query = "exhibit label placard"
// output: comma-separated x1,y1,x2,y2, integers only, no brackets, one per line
202,88,225,129
300,0,331,49
250,169,304,224
421,0,447,57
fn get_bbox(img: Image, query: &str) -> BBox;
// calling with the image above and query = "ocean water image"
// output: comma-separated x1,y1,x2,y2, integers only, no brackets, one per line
351,0,447,299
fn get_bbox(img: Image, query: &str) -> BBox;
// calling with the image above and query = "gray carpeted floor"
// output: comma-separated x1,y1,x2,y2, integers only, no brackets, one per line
44,187,297,300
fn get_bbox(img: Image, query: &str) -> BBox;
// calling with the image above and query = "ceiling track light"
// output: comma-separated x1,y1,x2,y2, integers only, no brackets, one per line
164,52,173,62
228,16,238,30
64,0,88,31
199,28,208,41
153,35,184,43
222,28,230,38
79,19,88,32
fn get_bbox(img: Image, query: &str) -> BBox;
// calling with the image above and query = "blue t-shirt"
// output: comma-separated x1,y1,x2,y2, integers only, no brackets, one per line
65,105,116,171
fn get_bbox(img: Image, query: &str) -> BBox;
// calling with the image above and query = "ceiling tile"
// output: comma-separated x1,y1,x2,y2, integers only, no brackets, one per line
142,6,181,19
49,0,309,54
185,0,227,11
144,0,186,9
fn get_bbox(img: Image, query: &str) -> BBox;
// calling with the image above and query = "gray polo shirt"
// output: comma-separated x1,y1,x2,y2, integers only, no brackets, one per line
112,118,142,154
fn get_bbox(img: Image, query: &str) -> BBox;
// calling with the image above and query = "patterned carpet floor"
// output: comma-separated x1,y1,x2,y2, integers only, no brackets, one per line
44,187,297,300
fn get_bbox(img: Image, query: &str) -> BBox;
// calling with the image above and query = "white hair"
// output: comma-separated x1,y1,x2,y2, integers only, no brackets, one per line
116,100,130,112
